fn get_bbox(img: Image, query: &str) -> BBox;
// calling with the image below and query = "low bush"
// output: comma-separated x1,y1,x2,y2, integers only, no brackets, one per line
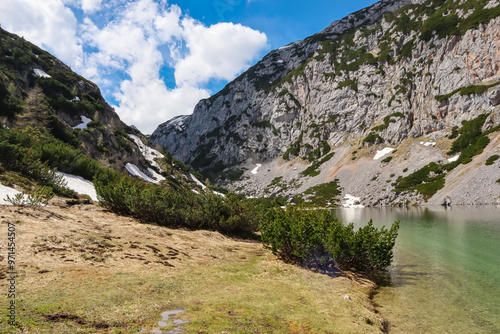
302,180,341,207
5,186,54,208
485,155,499,166
363,133,384,145
94,171,261,237
260,207,399,272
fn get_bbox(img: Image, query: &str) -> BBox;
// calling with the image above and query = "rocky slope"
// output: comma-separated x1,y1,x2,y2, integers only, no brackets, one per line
152,0,500,206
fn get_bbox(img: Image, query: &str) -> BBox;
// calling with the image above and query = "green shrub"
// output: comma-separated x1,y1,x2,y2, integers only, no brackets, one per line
226,168,244,182
420,13,459,41
253,120,273,129
447,114,490,164
5,186,55,208
302,181,341,207
301,163,321,177
260,207,400,272
337,79,358,91
485,155,499,166
397,39,414,60
94,172,261,237
283,132,303,160
394,162,446,199
363,133,384,145
381,156,393,163
0,77,23,119
0,125,94,196
435,82,500,101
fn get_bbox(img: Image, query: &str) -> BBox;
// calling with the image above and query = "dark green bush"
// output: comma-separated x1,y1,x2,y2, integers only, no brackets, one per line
283,132,303,160
337,79,358,91
302,181,341,207
260,207,399,272
0,126,76,197
363,132,384,145
420,13,459,41
447,114,489,156
381,156,393,163
0,77,23,119
394,162,445,199
94,172,261,237
301,163,320,177
485,155,499,166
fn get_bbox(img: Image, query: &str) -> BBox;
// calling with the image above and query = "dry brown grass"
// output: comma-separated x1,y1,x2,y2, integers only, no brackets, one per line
0,202,386,333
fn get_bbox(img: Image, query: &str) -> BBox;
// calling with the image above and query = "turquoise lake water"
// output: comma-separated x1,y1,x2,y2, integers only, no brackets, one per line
332,206,500,334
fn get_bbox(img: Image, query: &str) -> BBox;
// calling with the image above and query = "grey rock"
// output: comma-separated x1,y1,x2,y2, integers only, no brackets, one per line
151,0,500,206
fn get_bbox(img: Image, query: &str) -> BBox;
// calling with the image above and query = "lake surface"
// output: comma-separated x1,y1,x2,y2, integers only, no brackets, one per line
332,206,500,334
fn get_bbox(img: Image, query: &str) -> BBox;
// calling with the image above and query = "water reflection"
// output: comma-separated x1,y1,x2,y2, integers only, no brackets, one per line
332,206,500,334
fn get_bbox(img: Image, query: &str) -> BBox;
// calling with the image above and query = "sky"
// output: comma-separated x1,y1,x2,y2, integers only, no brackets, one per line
0,0,378,134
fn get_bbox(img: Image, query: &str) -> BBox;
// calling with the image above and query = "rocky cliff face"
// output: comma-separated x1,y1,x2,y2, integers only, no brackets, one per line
152,0,500,206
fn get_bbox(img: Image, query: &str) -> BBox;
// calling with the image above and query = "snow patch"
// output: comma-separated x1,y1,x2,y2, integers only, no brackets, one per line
420,141,436,147
70,96,80,102
126,163,163,184
33,68,51,78
190,173,206,189
57,172,98,201
0,184,27,205
277,44,293,50
277,59,284,63
251,163,262,175
448,155,460,162
342,194,364,208
73,115,92,129
128,135,164,170
169,115,189,131
373,147,394,160
147,168,165,183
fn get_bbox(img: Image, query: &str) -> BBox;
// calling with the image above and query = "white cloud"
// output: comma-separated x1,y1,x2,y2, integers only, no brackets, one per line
81,0,102,13
0,0,84,69
114,79,210,134
0,0,268,134
175,19,268,87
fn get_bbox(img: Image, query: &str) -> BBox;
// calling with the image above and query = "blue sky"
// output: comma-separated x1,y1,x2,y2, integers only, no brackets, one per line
0,0,378,134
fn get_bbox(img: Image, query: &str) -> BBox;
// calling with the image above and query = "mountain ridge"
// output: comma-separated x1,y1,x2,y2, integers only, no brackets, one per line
152,0,500,206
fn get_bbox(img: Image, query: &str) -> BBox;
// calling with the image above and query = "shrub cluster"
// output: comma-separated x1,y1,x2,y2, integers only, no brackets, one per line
485,155,499,166
94,170,261,237
0,126,76,197
260,207,399,273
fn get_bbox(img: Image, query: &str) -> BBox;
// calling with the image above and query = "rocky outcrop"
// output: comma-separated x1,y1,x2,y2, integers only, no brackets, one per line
152,0,500,205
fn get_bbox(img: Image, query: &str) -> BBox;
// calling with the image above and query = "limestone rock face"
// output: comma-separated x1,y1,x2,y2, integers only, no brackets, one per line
152,0,500,205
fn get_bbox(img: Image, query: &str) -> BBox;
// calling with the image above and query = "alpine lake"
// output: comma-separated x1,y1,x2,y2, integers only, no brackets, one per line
332,206,500,334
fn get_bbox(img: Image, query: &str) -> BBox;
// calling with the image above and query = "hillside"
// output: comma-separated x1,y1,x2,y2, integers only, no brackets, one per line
0,203,388,334
0,26,211,196
152,0,500,206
